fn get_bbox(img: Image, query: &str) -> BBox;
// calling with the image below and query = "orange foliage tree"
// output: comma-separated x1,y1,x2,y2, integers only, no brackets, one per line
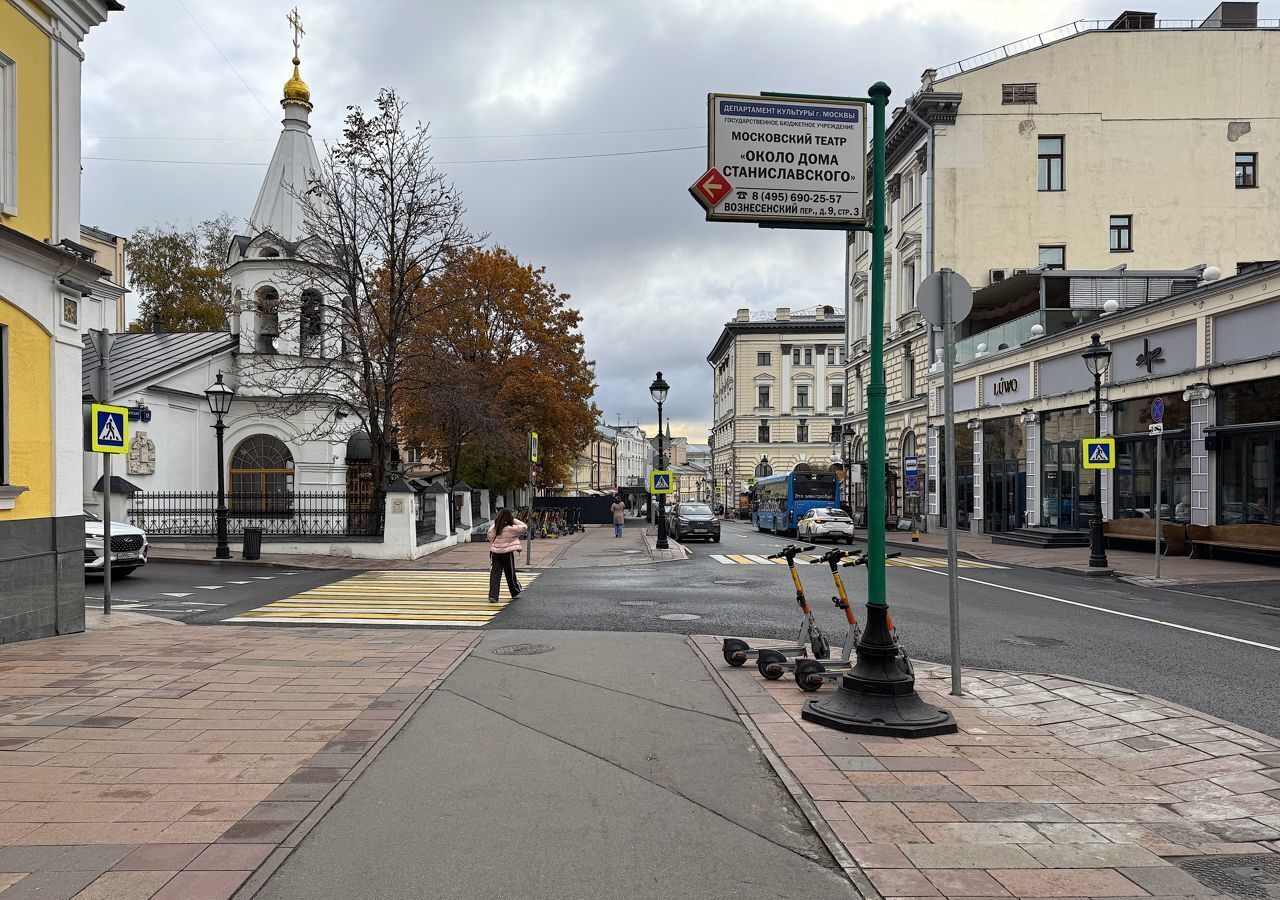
400,246,598,492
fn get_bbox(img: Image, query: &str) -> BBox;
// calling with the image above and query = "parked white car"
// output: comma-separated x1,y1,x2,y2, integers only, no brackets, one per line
84,510,149,577
796,507,855,544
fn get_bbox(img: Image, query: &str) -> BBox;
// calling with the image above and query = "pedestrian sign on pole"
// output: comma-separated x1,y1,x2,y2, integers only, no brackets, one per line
88,404,128,454
1082,437,1116,469
649,470,674,494
529,431,539,463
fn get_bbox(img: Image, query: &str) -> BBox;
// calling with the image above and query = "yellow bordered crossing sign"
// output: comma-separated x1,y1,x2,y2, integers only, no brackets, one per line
88,403,128,454
649,470,674,494
1082,437,1115,469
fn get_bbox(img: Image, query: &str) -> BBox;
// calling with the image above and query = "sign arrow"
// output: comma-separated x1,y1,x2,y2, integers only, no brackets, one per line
690,167,733,209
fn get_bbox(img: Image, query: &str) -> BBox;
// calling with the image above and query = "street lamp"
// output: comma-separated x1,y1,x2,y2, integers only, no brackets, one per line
755,455,772,478
649,371,671,550
204,372,236,560
841,423,856,518
1081,333,1112,568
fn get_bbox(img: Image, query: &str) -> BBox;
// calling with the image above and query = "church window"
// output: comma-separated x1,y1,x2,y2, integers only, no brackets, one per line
300,289,323,356
258,247,280,258
230,435,294,511
256,286,280,354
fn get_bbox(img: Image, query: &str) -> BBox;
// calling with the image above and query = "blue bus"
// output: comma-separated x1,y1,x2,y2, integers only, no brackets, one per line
751,470,842,535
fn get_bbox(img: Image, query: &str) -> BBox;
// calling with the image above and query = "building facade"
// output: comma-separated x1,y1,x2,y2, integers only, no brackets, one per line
78,224,126,332
844,7,1280,529
567,428,617,495
0,0,116,643
924,263,1280,539
613,424,654,489
708,306,847,504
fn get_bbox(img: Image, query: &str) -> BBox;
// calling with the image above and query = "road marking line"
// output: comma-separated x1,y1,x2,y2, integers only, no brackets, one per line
227,581,252,585
746,555,775,564
895,563,1280,653
159,592,193,598
711,554,735,564
193,585,223,590
250,576,276,580
726,554,754,564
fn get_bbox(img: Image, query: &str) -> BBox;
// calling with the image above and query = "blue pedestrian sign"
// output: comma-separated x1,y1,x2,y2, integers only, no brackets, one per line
649,470,675,494
1081,437,1116,470
88,404,129,454
1151,397,1165,423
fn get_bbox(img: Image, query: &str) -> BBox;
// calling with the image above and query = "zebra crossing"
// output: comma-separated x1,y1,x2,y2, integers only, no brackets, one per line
709,553,1006,569
225,570,539,627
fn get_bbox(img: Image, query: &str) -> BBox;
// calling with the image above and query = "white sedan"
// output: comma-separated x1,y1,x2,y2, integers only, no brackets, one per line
85,509,150,577
797,507,856,544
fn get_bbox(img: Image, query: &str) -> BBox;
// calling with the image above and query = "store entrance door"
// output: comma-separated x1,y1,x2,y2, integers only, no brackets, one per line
1042,441,1081,529
984,459,1025,533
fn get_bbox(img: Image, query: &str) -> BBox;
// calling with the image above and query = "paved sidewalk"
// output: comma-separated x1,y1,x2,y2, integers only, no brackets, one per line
693,634,1279,900
0,620,475,899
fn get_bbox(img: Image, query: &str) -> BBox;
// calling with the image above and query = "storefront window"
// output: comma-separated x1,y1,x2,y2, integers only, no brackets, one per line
938,427,974,529
1112,395,1192,523
1040,406,1092,529
982,417,1026,533
1215,378,1280,527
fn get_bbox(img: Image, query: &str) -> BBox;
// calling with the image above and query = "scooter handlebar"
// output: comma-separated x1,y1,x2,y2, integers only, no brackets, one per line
841,550,903,567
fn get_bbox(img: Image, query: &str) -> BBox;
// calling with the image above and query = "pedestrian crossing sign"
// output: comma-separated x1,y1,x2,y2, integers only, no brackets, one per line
1081,437,1115,469
88,403,128,454
649,470,674,494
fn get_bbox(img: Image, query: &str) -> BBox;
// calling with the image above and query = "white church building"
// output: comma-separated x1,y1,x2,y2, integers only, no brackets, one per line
82,50,472,558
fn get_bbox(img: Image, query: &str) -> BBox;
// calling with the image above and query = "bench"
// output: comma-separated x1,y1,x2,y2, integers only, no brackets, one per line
1104,518,1187,555
1186,524,1280,561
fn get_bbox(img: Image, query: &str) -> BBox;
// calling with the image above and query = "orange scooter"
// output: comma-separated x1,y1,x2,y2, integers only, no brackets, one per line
794,549,902,691
752,544,833,679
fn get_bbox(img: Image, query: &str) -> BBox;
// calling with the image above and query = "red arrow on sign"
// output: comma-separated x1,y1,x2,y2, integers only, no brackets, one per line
690,168,732,208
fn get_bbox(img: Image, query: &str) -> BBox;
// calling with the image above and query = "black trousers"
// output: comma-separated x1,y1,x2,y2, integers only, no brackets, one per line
489,551,521,599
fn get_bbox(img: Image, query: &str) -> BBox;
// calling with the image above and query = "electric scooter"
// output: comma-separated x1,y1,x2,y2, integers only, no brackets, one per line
794,550,903,691
721,544,828,673
749,544,835,679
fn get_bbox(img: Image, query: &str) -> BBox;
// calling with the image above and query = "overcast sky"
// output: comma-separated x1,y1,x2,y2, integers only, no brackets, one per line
81,0,1222,441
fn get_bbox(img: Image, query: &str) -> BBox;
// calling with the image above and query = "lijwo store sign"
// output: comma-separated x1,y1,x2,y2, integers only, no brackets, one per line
690,93,867,228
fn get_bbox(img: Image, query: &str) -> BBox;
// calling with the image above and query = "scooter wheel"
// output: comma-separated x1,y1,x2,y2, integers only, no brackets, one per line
722,638,749,667
794,658,826,692
757,649,787,680
811,633,831,660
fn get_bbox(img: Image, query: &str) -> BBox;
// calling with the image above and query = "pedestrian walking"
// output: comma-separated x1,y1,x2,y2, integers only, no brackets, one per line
486,508,527,603
610,496,626,538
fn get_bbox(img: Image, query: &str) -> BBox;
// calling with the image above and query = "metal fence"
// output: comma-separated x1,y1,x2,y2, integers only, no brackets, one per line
416,493,438,539
129,491,383,538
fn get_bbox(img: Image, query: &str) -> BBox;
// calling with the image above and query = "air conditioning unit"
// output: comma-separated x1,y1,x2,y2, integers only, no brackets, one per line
989,268,1009,285
1012,267,1030,276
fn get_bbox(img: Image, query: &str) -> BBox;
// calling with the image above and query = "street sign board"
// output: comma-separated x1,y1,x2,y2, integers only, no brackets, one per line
1151,397,1165,423
649,470,675,494
529,432,538,463
904,455,919,476
1149,422,1164,435
698,93,867,227
917,270,974,328
88,404,128,454
1082,437,1116,469
690,168,731,208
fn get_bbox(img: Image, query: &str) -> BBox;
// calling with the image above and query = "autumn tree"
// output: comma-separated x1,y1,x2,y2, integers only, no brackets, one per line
241,89,475,495
400,246,598,492
127,213,235,332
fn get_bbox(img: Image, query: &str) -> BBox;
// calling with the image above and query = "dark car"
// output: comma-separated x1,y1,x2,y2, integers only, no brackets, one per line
667,502,720,543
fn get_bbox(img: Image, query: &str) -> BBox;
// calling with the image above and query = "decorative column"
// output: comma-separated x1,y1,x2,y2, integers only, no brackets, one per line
1187,384,1214,525
815,345,827,413
1023,413,1039,528
780,345,792,413
926,424,939,520
970,420,983,533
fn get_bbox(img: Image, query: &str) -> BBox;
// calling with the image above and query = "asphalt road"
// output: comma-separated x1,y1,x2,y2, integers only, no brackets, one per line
499,520,1280,738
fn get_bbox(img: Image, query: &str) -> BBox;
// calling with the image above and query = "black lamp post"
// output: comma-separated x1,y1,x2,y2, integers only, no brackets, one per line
1081,333,1112,568
204,372,236,560
650,372,670,550
841,423,856,518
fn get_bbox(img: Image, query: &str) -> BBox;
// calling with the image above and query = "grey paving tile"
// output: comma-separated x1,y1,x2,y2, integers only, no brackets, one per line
0,869,100,900
1024,842,1167,868
955,802,1081,823
900,842,1042,869
1117,866,1223,896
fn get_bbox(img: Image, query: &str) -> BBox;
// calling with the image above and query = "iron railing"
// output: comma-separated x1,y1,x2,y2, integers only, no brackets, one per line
416,493,438,539
129,491,383,538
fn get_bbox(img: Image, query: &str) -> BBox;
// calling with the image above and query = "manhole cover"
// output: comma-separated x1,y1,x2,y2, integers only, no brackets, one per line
1176,854,1280,900
620,601,657,607
999,635,1065,648
489,643,555,656
659,613,701,621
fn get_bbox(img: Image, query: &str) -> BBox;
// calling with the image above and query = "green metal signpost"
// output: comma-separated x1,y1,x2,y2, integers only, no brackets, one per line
693,83,955,737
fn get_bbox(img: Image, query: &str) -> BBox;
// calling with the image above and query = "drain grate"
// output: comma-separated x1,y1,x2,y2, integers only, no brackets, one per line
1175,854,1280,900
489,643,555,656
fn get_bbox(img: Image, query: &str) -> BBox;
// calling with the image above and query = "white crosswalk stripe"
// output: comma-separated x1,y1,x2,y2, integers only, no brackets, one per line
225,570,540,627
710,553,1006,569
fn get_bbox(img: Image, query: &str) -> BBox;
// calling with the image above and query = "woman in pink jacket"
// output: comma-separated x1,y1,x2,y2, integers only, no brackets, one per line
486,508,528,602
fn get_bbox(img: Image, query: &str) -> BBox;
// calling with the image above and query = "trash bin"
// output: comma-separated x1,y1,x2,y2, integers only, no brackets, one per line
243,527,263,561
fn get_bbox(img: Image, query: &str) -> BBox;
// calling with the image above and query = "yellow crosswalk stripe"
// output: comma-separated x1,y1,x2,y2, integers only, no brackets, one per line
225,570,540,627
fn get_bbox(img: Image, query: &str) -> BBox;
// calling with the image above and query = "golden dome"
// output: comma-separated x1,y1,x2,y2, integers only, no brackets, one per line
282,57,311,107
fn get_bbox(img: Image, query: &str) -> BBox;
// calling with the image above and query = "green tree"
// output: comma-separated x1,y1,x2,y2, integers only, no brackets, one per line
127,213,235,332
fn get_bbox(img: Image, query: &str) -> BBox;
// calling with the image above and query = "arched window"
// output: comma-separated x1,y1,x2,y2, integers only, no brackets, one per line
230,435,294,508
258,246,280,258
300,289,323,356
256,287,280,354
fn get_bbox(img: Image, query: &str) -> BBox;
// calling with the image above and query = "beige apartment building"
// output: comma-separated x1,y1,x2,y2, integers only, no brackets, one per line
707,306,846,504
844,5,1280,528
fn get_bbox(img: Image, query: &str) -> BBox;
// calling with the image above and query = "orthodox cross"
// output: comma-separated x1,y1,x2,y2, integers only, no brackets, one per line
287,7,305,57
1135,337,1165,374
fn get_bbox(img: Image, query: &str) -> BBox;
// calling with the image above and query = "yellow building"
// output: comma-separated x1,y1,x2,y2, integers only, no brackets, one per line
0,0,118,642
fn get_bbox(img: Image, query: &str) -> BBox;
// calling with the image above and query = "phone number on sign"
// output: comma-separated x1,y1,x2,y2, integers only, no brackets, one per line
753,191,846,204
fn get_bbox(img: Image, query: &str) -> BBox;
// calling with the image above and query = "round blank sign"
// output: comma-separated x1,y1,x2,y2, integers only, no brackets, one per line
916,270,974,327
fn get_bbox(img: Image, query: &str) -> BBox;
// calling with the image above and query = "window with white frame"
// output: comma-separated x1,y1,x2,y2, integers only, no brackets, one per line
0,52,16,216
796,384,810,408
757,385,771,408
831,383,844,409
902,261,917,312
826,346,835,365
803,347,812,366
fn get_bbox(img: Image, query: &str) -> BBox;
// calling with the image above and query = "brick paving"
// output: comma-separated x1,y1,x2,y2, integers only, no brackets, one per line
695,634,1280,900
0,620,475,899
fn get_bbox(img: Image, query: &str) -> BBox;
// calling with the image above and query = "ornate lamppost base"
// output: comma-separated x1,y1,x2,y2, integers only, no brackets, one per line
801,605,957,738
